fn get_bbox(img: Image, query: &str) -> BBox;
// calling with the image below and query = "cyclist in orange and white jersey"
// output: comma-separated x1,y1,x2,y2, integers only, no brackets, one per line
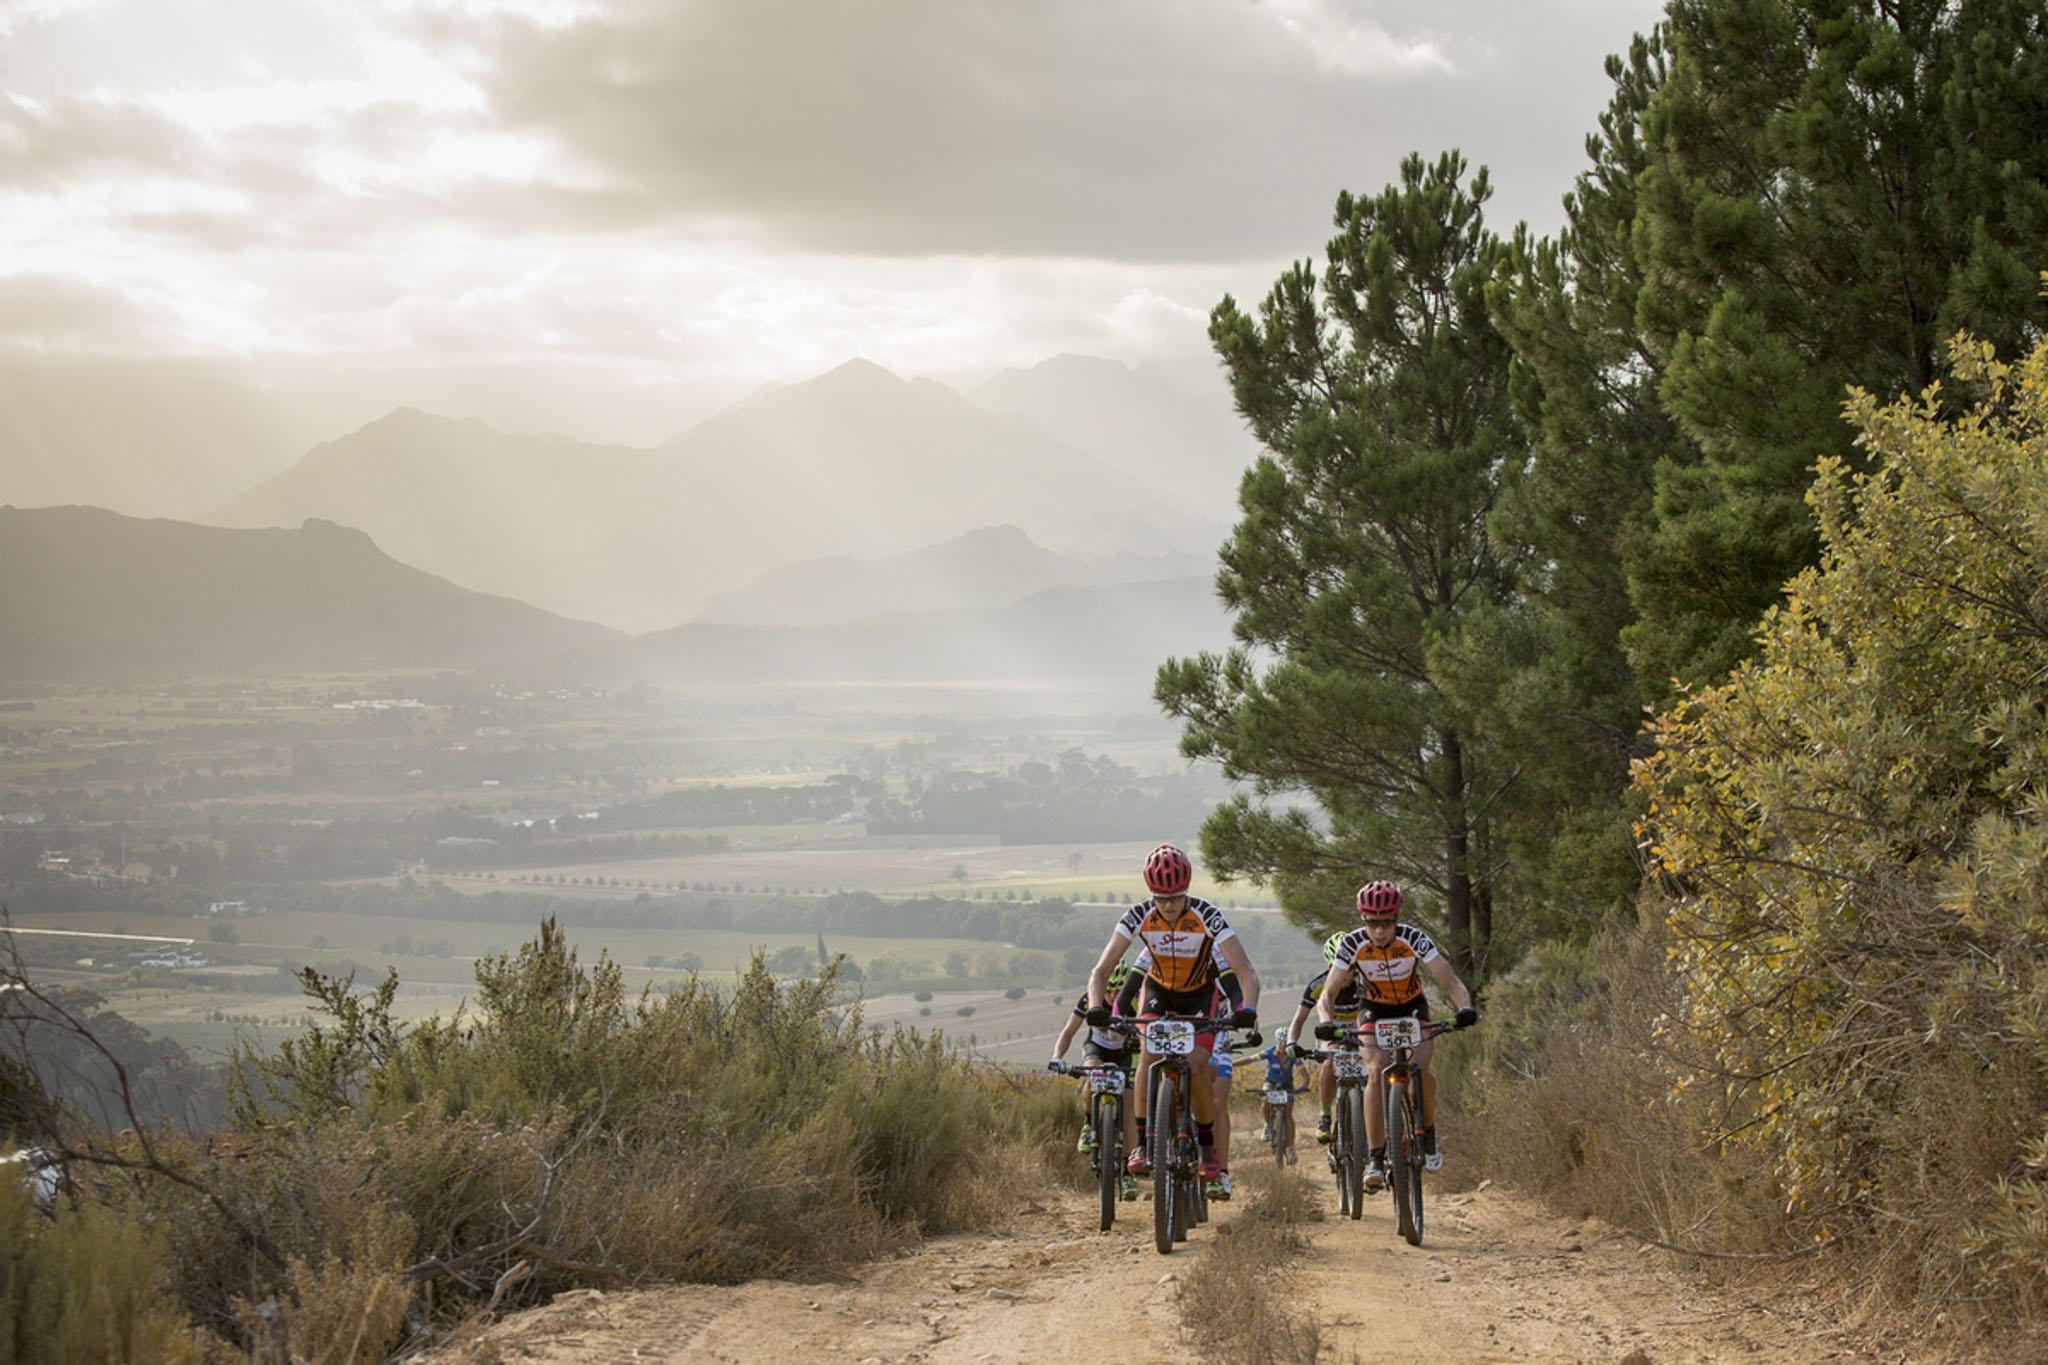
1083,844,1259,1187
1317,880,1476,1189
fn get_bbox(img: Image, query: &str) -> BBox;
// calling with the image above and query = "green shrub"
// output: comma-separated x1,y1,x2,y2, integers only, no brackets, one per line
0,1173,200,1364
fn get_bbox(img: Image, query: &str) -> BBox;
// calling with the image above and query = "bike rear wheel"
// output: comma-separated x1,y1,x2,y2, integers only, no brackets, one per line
1152,1069,1180,1255
1340,1085,1366,1220
1095,1094,1121,1233
1389,1075,1422,1245
1269,1099,1288,1167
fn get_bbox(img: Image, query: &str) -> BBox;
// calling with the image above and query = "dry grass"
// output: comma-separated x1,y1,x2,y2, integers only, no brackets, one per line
1175,1173,1325,1365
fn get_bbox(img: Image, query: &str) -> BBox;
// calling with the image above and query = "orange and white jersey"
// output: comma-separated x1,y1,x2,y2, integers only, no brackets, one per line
1114,895,1236,994
1332,923,1440,1008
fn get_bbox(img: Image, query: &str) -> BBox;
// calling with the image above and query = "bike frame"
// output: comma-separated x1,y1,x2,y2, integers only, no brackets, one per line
1141,1012,1222,1255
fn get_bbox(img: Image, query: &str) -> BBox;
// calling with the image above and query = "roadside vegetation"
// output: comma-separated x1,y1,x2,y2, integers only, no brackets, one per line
3,920,1068,1361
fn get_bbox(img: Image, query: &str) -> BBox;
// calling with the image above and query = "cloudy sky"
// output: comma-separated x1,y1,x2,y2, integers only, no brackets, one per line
1,0,1664,514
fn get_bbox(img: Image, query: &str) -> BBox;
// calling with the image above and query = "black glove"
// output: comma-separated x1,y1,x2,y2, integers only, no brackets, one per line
1046,1059,1063,1073
1455,1005,1478,1029
1241,1030,1263,1049
1228,1006,1258,1030
1313,1020,1338,1041
1084,1004,1113,1028
1289,1043,1315,1060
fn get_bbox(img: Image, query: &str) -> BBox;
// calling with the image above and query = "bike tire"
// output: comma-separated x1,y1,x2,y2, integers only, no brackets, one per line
1096,1094,1120,1233
1389,1074,1420,1245
1341,1083,1366,1220
1174,1075,1196,1238
1152,1068,1178,1255
1270,1099,1288,1168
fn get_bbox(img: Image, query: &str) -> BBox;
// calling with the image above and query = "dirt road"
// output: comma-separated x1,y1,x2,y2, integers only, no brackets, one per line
418,1158,1881,1365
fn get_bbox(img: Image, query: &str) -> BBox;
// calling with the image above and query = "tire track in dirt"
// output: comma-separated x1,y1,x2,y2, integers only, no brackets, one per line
420,1167,1883,1364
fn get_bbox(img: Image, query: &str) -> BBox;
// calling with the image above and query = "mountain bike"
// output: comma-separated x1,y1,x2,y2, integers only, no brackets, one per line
1368,1015,1465,1246
1260,1057,1306,1168
1049,1025,1137,1232
1141,1011,1221,1255
1295,1035,1370,1219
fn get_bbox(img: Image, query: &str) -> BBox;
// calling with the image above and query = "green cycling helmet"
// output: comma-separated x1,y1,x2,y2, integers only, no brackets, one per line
1322,931,1347,965
1106,962,1131,991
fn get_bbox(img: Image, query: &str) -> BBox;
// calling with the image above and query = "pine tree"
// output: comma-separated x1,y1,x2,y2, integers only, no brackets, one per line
1625,0,2048,690
1159,152,1523,978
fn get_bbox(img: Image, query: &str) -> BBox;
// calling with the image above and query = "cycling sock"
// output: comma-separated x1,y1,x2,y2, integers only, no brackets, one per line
1197,1121,1214,1158
1370,1145,1386,1165
1135,1118,1148,1147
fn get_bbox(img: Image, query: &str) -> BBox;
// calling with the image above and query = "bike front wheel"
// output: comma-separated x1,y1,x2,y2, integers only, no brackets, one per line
1389,1077,1422,1245
1152,1068,1180,1254
1095,1094,1121,1233
1340,1085,1366,1220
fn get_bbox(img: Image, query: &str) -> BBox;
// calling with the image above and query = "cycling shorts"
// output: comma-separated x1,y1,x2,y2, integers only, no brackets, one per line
1361,996,1429,1048
1082,1039,1136,1070
1213,1050,1234,1082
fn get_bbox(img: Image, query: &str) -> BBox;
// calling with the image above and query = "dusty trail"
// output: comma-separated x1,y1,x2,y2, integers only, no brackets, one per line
419,1156,1884,1365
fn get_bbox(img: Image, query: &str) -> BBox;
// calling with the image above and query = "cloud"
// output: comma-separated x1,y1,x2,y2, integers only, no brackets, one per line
441,0,1664,260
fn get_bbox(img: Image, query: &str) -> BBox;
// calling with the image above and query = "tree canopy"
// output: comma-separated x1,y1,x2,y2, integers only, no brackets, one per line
1159,151,1524,976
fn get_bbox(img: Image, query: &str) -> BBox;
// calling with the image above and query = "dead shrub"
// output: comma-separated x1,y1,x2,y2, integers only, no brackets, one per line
1176,1176,1322,1365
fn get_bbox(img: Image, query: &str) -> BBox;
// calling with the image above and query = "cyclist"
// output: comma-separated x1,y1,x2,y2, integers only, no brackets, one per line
1083,843,1259,1193
1049,962,1142,1200
1315,880,1477,1192
1132,938,1247,1200
1256,1039,1308,1163
1282,931,1365,1150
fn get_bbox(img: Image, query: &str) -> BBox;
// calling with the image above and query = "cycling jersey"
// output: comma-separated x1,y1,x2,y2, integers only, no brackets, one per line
1113,894,1236,994
1331,923,1441,1008
1297,966,1365,1020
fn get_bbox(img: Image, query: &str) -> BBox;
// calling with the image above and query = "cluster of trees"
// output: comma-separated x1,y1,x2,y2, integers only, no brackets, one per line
1166,0,2048,1320
1164,1,2048,980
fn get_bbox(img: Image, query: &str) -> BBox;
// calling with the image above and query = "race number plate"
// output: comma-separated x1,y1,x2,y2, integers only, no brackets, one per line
1144,1019,1196,1056
1087,1067,1127,1095
1333,1051,1369,1081
1373,1017,1423,1050
1264,1089,1291,1105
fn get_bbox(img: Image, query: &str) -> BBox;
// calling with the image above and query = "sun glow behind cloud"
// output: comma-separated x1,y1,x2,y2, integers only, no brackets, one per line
0,0,1668,458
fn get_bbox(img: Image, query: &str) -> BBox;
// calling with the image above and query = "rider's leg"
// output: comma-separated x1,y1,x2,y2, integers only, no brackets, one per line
1189,1047,1215,1124
1419,1038,1438,1127
1363,1049,1390,1149
1212,1069,1232,1169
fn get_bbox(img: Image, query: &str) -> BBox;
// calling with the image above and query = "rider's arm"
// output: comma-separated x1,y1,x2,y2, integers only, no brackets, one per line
1086,931,1130,1012
1051,1008,1083,1062
1285,1001,1313,1047
1218,934,1258,1011
1216,964,1244,1012
1425,956,1472,1013
1317,962,1355,1026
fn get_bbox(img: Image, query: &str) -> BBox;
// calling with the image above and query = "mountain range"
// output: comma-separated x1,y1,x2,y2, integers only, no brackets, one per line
0,506,616,683
547,575,1233,689
692,523,1211,627
208,356,1251,631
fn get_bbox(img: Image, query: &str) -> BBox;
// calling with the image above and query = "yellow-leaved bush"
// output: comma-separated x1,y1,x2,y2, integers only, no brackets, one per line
1634,327,2048,1319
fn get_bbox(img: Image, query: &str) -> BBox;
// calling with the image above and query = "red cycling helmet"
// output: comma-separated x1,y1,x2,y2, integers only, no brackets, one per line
1144,844,1192,896
1356,880,1402,919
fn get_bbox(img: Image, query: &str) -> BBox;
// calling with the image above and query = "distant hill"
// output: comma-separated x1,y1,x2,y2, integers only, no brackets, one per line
208,408,672,628
0,506,616,683
968,354,1256,522
692,523,1213,627
208,360,1228,632
551,575,1233,688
